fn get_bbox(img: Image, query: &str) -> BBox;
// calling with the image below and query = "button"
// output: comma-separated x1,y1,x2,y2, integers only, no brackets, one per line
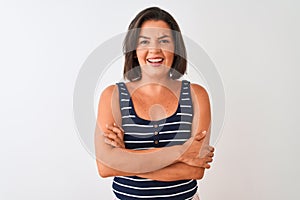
153,124,158,128
154,131,158,135
154,140,159,144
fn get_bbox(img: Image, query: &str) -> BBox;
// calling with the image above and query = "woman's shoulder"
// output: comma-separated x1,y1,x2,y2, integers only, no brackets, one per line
101,84,117,95
189,82,208,94
98,84,121,119
100,84,119,102
189,82,209,101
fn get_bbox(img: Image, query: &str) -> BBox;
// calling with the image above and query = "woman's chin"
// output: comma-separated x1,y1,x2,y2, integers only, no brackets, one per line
141,64,170,78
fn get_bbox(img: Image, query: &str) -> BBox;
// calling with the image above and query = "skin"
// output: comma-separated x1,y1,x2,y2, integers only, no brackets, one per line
135,20,175,83
95,20,214,181
95,84,213,179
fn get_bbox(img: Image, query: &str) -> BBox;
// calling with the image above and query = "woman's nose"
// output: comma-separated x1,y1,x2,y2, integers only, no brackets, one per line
148,42,162,53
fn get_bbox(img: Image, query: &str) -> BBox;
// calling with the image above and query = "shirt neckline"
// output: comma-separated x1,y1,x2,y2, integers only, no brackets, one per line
122,80,185,123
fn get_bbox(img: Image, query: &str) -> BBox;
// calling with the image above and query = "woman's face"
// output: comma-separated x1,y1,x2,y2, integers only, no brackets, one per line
136,20,175,77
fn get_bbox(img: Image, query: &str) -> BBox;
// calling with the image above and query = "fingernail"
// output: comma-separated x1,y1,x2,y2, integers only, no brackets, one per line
105,124,108,128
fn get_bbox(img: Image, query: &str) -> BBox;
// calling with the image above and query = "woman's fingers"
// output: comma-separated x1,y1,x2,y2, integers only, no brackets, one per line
195,130,207,141
205,157,213,163
106,123,124,140
104,129,125,148
114,122,124,132
208,146,215,152
196,157,213,168
106,124,123,135
104,136,125,148
180,154,214,168
104,130,117,140
203,163,211,169
105,123,125,148
104,137,114,146
113,123,124,139
208,152,214,158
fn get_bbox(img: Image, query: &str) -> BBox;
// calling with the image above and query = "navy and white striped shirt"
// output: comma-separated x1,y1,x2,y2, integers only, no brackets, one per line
113,80,197,200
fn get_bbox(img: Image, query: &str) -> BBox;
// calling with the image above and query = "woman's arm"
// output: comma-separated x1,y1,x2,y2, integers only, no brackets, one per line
99,83,213,181
98,161,207,181
134,83,213,181
97,132,212,179
138,163,205,181
95,85,207,177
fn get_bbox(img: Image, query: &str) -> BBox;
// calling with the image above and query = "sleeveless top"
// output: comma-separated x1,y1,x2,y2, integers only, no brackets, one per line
113,80,197,200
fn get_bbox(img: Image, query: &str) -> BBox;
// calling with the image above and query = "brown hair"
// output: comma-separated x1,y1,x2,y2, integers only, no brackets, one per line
123,7,187,81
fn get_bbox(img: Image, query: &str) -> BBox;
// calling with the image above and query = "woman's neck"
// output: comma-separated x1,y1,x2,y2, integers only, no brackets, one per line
130,76,180,98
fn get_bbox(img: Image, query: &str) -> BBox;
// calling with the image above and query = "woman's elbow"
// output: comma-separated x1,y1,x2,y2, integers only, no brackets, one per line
98,169,111,178
194,168,205,180
96,162,114,178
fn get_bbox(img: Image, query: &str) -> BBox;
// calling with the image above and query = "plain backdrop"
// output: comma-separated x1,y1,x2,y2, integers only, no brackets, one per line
0,0,299,199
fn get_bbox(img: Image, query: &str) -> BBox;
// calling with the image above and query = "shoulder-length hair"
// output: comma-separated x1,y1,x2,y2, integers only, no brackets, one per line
123,7,187,81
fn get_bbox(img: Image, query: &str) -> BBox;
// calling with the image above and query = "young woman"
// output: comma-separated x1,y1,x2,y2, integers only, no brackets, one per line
95,7,214,200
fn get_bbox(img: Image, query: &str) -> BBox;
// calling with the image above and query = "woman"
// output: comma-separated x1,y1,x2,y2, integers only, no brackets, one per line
95,7,214,200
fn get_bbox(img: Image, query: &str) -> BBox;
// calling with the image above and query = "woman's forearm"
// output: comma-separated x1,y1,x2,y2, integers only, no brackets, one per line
95,86,184,174
95,129,182,174
137,163,205,181
97,159,204,181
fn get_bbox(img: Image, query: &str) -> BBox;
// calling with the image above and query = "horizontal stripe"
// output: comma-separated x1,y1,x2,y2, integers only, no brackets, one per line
132,147,155,150
185,197,194,200
124,132,154,136
159,130,190,134
121,106,132,110
113,185,197,198
177,113,193,116
122,115,136,118
121,92,128,96
181,98,190,101
159,121,192,126
121,99,130,101
160,139,188,142
180,105,192,108
125,139,188,144
124,140,154,143
115,176,195,188
123,124,154,127
182,92,189,95
113,180,193,190
116,176,153,182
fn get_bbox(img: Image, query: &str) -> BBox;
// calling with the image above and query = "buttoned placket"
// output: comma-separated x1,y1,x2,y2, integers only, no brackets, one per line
153,124,159,145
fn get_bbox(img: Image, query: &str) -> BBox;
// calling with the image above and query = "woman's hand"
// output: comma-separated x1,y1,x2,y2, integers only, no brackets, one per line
178,130,214,169
104,123,125,148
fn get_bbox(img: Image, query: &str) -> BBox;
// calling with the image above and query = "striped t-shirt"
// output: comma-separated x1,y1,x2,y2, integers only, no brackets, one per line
113,80,197,200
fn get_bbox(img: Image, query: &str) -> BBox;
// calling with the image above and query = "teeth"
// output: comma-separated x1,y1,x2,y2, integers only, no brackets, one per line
147,58,163,63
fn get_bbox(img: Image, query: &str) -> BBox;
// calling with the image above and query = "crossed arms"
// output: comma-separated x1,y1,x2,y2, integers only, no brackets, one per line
95,83,213,181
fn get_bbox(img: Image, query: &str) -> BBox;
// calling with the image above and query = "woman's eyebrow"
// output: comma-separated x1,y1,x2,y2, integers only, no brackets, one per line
138,35,171,39
158,35,171,39
138,36,150,39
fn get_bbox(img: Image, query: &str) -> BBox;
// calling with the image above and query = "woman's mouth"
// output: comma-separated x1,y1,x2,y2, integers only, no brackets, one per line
146,57,164,66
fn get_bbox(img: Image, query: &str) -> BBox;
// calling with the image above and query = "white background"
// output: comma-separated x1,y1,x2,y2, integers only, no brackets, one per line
1,0,299,199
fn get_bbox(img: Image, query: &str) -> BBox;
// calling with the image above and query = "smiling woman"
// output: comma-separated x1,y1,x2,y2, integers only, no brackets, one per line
136,20,175,80
94,7,214,200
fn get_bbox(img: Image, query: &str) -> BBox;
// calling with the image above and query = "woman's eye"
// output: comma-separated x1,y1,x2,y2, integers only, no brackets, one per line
159,39,170,44
139,40,149,45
